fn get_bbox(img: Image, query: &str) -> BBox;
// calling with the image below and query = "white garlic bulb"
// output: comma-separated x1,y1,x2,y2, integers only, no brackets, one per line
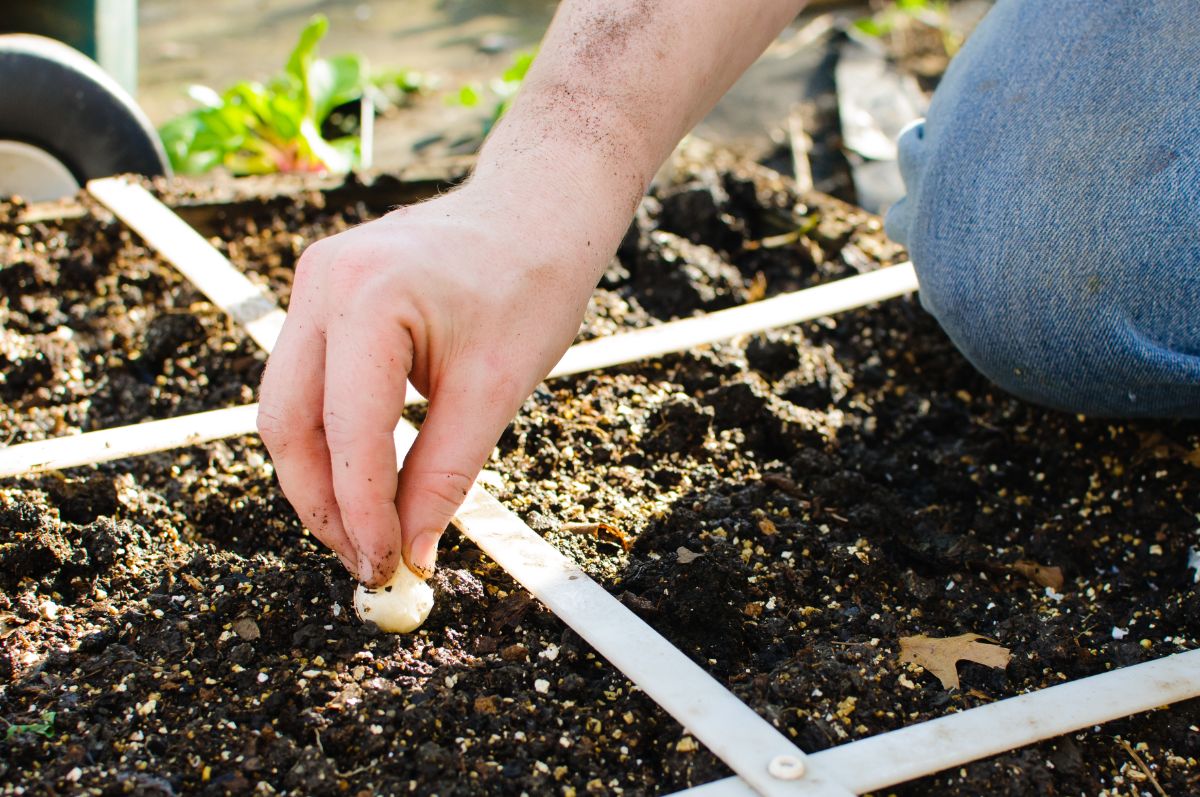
353,564,434,633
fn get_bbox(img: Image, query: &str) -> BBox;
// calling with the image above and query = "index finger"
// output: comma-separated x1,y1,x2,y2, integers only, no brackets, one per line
322,302,415,587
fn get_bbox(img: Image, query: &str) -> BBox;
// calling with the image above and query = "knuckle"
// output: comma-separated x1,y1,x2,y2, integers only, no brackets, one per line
322,412,395,455
339,498,394,527
321,410,354,451
256,406,291,451
293,241,328,287
409,470,474,524
295,236,369,299
297,237,331,268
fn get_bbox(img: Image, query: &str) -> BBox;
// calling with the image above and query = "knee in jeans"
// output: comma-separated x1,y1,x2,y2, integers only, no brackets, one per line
916,253,1130,415
915,251,1200,417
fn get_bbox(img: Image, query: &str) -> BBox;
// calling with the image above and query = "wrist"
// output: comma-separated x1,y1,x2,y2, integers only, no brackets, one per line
470,94,654,254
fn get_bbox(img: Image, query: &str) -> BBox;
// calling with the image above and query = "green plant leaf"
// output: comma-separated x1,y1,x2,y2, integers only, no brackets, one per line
373,68,427,95
225,82,272,123
4,711,55,741
158,113,201,167
502,51,535,83
285,14,330,105
853,17,888,37
299,118,352,173
309,53,367,123
458,84,482,107
265,92,305,140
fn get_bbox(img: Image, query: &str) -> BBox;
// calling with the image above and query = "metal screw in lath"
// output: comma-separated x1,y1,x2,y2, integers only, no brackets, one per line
768,754,806,781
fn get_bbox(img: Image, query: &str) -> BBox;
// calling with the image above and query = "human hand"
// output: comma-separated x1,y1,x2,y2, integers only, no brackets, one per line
257,0,810,587
257,178,610,586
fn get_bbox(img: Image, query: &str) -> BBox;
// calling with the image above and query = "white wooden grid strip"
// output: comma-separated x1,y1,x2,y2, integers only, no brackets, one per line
671,648,1200,795
392,421,852,797
0,404,260,478
548,263,918,380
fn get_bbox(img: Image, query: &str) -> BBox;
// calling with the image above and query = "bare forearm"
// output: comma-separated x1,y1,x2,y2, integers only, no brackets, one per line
474,0,808,252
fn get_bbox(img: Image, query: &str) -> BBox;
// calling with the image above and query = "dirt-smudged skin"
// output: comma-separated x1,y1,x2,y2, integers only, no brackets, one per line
1,158,1198,795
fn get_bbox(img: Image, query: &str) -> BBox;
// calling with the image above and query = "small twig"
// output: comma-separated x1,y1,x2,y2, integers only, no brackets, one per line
316,728,375,780
788,108,814,194
1118,737,1168,797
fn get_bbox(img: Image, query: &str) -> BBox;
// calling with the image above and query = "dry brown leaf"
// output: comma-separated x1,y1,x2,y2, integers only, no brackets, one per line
1135,431,1200,468
0,613,26,639
562,521,632,551
746,271,768,302
676,547,702,564
1011,560,1065,591
898,633,1011,690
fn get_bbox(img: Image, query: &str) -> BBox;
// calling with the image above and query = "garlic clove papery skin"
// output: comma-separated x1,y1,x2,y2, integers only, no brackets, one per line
353,564,435,633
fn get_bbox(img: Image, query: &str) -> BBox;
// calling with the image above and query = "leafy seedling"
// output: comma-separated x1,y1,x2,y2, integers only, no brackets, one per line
371,68,430,111
160,14,422,175
3,710,56,741
449,50,536,138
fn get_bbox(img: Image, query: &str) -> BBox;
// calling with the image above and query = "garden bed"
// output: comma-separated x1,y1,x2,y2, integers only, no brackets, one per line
1,151,1198,797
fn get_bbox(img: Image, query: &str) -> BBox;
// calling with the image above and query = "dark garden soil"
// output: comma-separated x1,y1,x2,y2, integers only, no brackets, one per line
1,149,1199,797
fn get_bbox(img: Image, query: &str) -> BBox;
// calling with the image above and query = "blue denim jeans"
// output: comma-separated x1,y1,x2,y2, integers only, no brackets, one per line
884,0,1200,417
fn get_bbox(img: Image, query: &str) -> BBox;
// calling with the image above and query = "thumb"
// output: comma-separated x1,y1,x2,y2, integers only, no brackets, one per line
396,371,523,578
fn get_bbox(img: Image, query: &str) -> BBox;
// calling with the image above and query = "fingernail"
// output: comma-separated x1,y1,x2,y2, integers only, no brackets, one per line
408,532,441,579
357,553,375,587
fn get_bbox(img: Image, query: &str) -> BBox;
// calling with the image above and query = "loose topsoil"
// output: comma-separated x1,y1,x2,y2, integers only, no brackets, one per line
1,149,1198,797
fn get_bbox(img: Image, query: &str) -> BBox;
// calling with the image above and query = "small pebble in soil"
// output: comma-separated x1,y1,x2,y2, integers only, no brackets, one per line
37,599,59,621
353,563,435,633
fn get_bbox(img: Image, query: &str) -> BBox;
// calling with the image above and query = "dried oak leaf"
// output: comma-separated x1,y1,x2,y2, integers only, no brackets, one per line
898,633,1011,690
1011,560,1065,591
0,613,26,638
